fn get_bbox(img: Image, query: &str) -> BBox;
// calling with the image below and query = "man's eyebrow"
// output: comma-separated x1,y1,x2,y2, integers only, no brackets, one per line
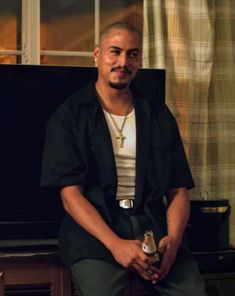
108,46,122,50
108,46,140,52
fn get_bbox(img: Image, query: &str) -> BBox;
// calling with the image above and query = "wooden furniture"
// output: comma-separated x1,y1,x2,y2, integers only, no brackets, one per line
0,248,71,296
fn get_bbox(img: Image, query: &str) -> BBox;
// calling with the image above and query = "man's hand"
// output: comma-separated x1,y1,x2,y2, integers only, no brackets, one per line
155,187,190,281
109,238,160,282
157,236,179,280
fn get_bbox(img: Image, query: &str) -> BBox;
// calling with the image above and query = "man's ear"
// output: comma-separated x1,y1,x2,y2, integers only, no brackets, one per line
93,45,100,63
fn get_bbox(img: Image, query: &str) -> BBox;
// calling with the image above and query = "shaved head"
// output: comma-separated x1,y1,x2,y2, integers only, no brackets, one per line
99,21,142,45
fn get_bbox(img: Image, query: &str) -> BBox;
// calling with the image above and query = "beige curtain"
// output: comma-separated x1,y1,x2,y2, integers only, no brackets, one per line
143,0,235,246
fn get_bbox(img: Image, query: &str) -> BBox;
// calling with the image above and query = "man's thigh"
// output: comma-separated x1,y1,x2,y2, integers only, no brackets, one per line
146,249,208,296
71,259,144,296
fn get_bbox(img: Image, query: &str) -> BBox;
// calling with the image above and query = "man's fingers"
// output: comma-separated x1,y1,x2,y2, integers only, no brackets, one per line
158,249,175,280
159,263,170,280
131,261,147,275
132,262,159,282
134,239,143,247
130,255,161,282
158,240,167,254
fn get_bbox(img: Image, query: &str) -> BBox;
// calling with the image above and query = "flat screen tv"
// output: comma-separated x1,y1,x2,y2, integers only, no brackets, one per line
0,64,165,242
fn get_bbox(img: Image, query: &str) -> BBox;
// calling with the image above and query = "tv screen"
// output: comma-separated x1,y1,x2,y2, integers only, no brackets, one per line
0,64,165,241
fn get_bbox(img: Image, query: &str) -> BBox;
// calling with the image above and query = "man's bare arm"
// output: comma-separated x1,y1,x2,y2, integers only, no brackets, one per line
166,187,190,246
60,185,158,281
158,187,190,280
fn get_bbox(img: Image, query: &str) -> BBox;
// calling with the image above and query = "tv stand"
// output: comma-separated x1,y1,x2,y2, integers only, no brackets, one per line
0,240,71,296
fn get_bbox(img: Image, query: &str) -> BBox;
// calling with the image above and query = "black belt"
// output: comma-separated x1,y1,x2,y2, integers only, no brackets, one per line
118,199,134,209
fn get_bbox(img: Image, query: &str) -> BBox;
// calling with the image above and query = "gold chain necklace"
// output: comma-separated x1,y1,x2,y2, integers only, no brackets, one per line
95,89,132,148
108,111,128,148
108,99,133,148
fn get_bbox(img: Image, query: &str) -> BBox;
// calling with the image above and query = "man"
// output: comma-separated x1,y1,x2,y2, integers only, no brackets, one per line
41,22,207,296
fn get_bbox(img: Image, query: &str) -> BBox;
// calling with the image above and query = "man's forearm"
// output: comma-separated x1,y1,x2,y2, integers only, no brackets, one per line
60,185,120,251
166,187,190,247
157,187,190,280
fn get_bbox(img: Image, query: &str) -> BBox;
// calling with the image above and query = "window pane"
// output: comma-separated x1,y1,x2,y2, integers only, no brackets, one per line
100,0,143,32
41,0,95,52
0,54,21,64
0,1,21,52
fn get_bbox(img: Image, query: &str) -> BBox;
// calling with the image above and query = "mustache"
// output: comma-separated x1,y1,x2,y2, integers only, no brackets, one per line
111,66,132,75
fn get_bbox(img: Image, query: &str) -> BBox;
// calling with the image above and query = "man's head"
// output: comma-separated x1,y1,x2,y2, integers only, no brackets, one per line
94,22,142,90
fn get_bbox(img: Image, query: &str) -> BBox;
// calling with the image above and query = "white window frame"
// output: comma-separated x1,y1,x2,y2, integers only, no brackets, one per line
22,0,40,64
0,0,100,65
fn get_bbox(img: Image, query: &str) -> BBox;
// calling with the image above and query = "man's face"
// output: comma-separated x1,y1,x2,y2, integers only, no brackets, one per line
94,28,142,89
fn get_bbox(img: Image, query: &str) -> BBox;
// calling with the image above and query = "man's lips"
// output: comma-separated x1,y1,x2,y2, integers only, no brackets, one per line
111,66,132,75
115,69,127,74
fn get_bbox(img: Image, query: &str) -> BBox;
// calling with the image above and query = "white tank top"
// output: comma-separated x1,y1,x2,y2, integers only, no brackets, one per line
103,108,136,200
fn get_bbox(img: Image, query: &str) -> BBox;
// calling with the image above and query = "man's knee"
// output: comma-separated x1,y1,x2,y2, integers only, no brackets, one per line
71,259,130,296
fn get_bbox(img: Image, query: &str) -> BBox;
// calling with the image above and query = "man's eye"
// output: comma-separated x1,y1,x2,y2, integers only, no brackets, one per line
129,51,140,59
110,49,120,55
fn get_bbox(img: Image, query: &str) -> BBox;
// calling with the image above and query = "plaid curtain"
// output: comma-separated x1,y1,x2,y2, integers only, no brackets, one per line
143,0,235,246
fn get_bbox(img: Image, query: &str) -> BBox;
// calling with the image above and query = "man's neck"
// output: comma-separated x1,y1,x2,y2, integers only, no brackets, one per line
95,81,133,116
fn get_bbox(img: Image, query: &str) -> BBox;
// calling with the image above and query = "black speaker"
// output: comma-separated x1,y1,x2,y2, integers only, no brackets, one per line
187,199,230,251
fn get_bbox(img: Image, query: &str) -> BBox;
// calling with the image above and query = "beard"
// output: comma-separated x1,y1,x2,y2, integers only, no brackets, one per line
109,81,128,89
108,66,132,89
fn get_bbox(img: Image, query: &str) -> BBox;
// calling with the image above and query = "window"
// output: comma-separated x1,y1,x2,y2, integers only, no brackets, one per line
0,1,22,64
0,0,142,66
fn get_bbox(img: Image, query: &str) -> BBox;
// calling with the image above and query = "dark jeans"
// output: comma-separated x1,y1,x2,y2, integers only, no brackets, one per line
71,209,208,296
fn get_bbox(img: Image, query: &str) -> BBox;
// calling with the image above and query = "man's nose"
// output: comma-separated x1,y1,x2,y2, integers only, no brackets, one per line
117,52,128,66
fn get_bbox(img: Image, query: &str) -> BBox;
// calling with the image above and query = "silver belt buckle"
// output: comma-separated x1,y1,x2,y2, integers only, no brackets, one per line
118,199,134,209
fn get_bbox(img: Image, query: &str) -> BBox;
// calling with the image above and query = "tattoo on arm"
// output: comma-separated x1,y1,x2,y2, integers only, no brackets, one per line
167,213,171,226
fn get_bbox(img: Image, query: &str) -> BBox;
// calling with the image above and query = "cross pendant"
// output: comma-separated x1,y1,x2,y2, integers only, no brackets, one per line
116,133,126,148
